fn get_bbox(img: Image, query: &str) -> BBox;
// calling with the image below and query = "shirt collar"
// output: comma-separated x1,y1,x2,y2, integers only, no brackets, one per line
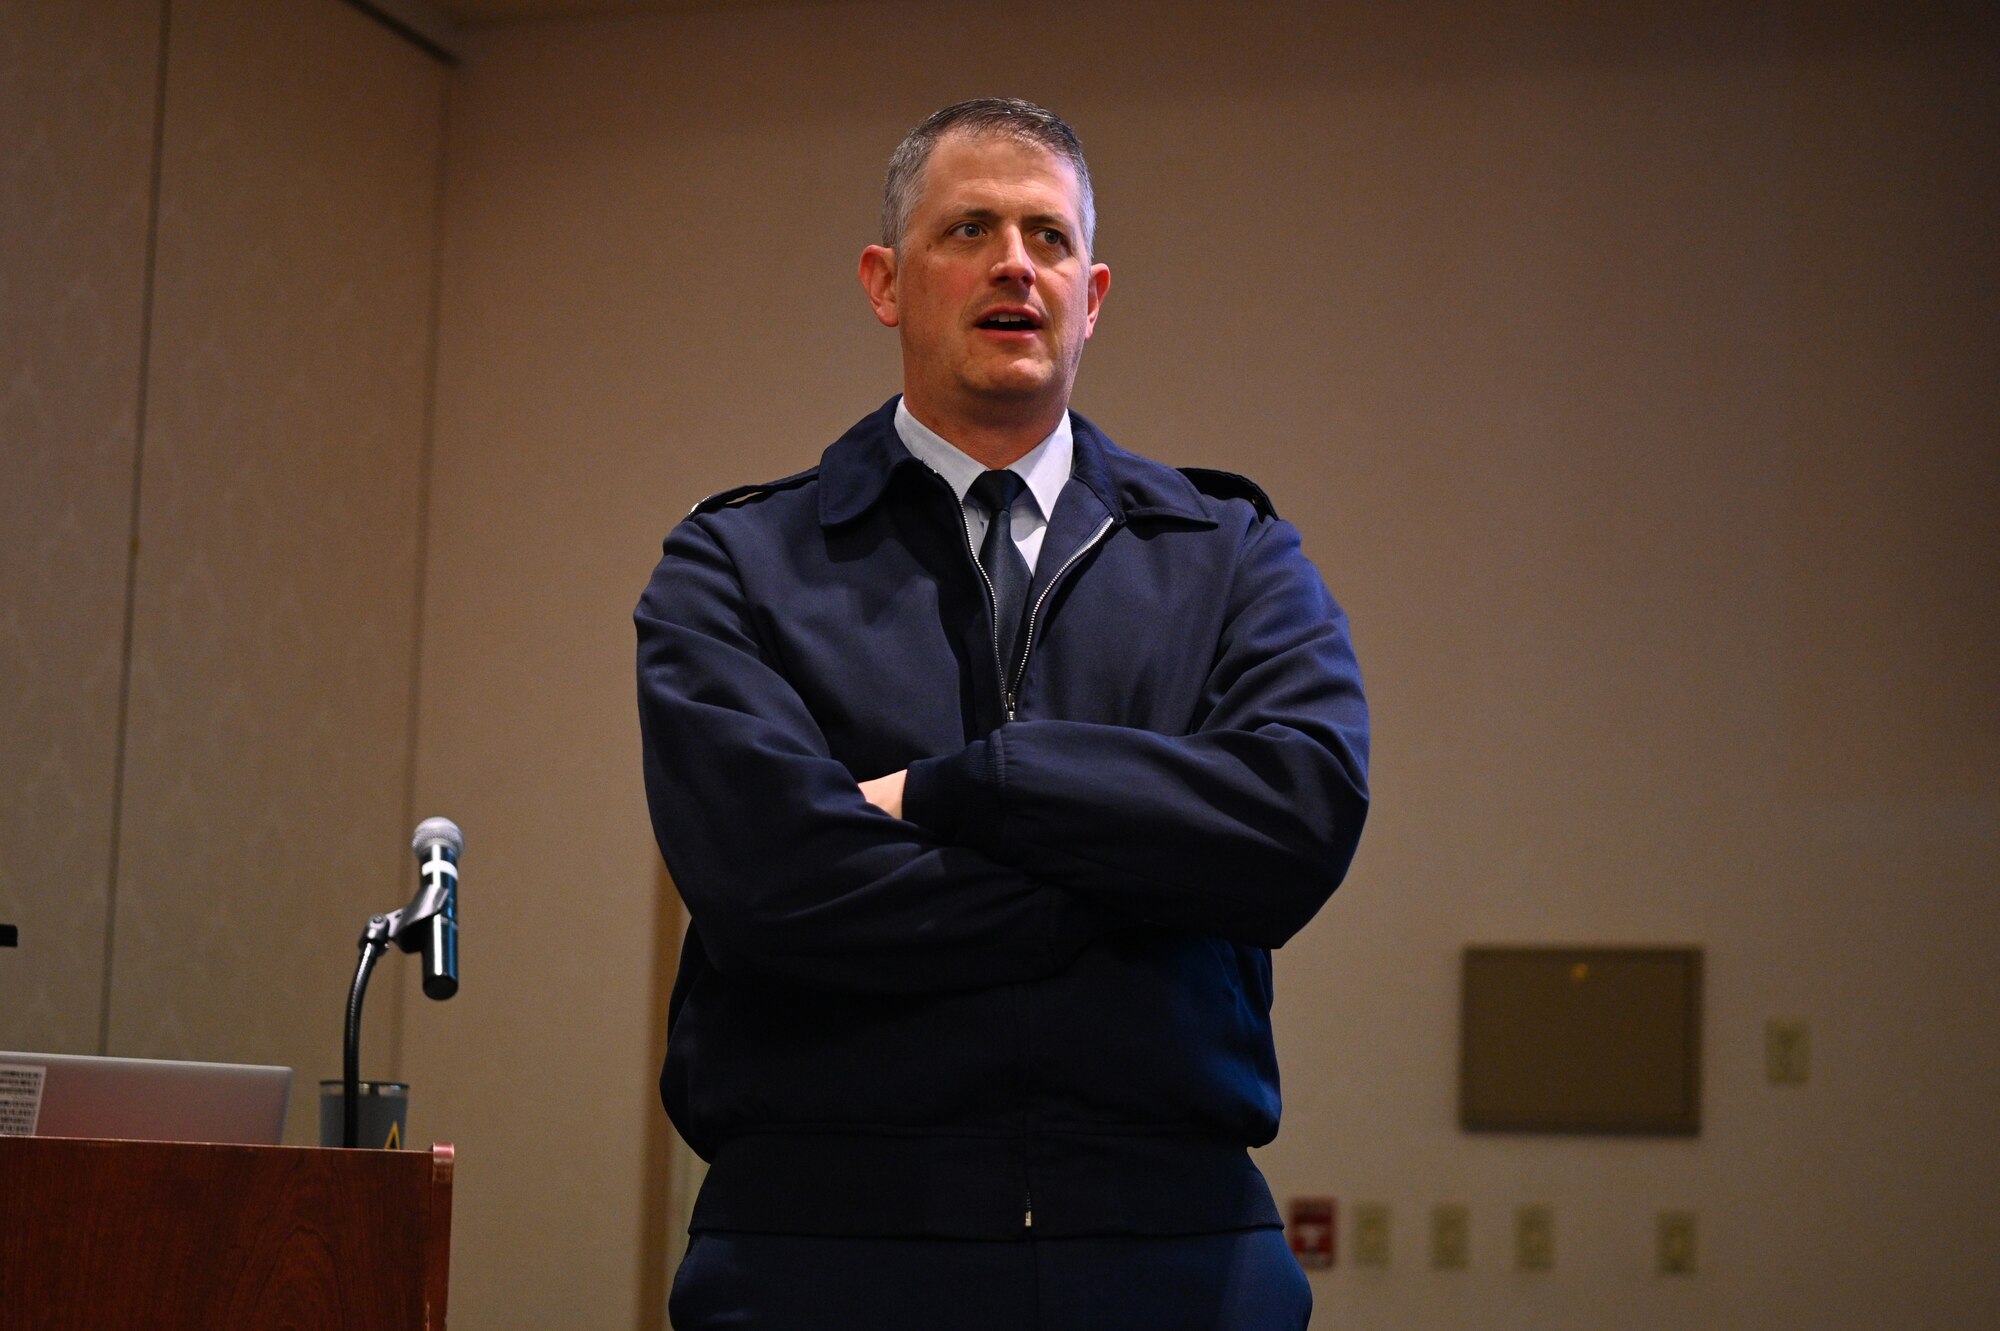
815,397,1215,530
894,397,1073,522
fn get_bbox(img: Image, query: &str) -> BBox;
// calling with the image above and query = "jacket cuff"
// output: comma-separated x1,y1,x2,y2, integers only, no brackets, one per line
903,736,1002,844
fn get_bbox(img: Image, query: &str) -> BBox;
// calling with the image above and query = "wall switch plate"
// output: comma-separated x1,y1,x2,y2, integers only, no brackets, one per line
1515,1204,1555,1270
1430,1203,1470,1269
1657,1210,1697,1275
1767,1019,1810,1085
1353,1202,1391,1268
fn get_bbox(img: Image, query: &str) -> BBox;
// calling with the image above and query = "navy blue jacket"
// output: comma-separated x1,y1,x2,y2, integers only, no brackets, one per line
636,399,1369,1239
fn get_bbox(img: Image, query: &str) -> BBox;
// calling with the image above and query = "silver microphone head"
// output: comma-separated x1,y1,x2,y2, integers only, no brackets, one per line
411,817,463,859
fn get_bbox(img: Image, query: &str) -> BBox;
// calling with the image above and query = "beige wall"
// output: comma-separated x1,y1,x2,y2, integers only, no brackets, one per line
1,0,446,1145
415,2,1998,1328
1,0,162,1053
107,0,447,1135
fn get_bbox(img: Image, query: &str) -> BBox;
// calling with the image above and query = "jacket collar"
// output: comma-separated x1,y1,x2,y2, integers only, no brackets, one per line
817,397,1215,529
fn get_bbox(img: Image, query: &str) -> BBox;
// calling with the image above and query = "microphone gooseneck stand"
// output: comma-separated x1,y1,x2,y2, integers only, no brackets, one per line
342,912,397,1149
340,819,462,1148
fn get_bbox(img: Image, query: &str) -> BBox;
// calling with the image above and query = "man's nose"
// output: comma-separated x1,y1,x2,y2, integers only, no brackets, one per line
990,227,1035,284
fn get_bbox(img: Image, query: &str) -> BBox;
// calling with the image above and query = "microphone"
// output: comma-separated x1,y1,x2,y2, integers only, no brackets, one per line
399,817,461,1000
340,819,460,1146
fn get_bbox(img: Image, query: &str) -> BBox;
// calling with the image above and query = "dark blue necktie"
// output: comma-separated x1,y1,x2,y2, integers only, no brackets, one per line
969,469,1031,680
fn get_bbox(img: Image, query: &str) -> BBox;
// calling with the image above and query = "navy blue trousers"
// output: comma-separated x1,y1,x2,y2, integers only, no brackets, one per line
668,1227,1311,1331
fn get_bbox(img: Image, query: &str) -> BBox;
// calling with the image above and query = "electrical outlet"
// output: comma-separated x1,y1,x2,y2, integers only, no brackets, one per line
1430,1203,1470,1270
1514,1204,1554,1271
1657,1210,1697,1275
1353,1202,1391,1268
1767,1019,1810,1085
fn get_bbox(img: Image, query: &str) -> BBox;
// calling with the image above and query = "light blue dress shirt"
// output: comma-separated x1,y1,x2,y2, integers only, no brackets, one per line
893,397,1073,576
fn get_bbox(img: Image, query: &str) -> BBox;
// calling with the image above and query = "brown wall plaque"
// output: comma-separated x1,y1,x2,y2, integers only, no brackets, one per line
1460,946,1702,1135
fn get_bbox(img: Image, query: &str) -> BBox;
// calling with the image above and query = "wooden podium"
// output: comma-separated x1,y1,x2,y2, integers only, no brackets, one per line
0,1136,453,1330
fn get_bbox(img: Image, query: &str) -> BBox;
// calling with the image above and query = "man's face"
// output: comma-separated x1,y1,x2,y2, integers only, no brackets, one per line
861,132,1110,435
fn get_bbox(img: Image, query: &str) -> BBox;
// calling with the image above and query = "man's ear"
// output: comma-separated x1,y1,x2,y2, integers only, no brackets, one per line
1082,261,1111,338
859,245,900,328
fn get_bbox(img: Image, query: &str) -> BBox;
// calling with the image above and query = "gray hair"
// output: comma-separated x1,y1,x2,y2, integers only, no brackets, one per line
880,98,1097,255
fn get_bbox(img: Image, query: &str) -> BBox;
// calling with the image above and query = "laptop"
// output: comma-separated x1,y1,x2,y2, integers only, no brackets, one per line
0,1051,292,1146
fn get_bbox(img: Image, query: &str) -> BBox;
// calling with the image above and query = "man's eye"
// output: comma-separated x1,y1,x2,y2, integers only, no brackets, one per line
1036,228,1069,249
953,222,985,238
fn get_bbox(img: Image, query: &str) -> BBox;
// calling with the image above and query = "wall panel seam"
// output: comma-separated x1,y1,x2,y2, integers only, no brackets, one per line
389,69,456,1078
98,0,175,1057
339,0,459,66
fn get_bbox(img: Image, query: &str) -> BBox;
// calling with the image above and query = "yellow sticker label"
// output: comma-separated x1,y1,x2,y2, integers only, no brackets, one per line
384,1120,401,1150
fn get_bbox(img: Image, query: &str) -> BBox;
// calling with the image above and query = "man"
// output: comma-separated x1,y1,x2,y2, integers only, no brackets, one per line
637,99,1368,1330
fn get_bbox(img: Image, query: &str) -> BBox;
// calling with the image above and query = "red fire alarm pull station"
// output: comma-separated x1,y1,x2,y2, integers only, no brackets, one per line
1289,1196,1335,1269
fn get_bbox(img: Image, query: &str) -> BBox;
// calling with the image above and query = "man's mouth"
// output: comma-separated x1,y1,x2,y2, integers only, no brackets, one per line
976,310,1042,332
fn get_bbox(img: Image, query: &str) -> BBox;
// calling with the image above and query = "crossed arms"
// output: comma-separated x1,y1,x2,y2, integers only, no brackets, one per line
636,508,1368,996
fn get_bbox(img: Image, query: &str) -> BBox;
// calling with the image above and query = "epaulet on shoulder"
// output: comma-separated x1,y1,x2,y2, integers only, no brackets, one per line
1178,466,1278,520
686,467,817,519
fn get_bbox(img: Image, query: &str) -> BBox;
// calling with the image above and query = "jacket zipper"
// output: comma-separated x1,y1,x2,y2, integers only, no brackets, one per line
1004,516,1114,719
1004,514,1111,1230
953,480,1111,1234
